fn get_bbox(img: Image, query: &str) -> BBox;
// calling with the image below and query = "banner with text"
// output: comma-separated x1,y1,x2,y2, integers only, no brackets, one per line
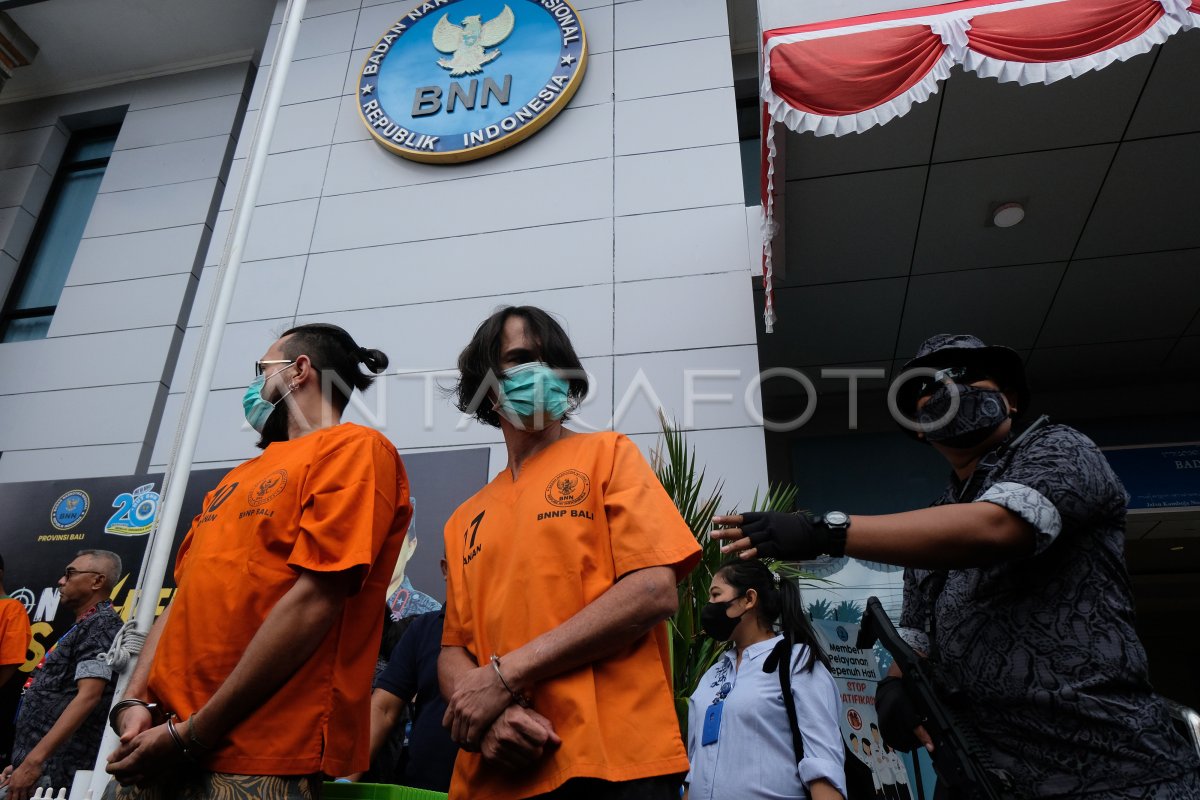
0,447,491,674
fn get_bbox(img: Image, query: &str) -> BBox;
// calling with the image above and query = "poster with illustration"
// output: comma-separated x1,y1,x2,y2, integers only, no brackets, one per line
813,618,920,800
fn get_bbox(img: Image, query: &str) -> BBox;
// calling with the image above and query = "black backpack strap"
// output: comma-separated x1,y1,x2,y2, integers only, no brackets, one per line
764,637,805,764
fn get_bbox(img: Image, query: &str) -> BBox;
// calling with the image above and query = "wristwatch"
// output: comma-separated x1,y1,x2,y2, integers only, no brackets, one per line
820,511,850,557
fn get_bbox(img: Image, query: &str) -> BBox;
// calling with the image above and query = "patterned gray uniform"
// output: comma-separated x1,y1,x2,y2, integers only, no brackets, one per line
900,423,1200,797
11,600,121,789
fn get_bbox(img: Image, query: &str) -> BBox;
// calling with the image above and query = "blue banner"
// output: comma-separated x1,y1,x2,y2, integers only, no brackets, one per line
1103,443,1200,511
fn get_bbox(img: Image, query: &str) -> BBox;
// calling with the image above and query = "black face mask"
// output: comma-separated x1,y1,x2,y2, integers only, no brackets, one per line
918,383,1009,449
701,597,748,642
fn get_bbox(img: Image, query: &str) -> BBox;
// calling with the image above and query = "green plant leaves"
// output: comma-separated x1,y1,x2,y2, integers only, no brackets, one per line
652,416,808,739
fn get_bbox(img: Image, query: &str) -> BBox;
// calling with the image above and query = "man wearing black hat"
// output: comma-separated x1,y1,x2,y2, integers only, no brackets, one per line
714,334,1200,797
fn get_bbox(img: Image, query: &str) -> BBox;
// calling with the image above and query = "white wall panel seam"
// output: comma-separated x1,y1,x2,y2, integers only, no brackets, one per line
313,154,614,200
0,380,162,398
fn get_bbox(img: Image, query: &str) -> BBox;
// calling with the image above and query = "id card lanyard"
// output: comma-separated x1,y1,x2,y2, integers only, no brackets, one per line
702,680,732,746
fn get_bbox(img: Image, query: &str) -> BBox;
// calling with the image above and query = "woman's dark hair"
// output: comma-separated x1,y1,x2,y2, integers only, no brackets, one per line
453,306,589,428
716,558,832,673
280,323,388,412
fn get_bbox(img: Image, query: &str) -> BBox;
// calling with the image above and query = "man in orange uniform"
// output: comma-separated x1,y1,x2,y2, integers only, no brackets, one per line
106,323,412,799
0,554,31,766
439,306,701,800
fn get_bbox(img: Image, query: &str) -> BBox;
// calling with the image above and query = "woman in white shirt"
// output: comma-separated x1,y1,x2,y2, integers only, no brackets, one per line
686,559,846,800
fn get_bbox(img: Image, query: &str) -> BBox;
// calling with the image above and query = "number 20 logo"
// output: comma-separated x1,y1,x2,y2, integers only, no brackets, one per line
105,483,160,537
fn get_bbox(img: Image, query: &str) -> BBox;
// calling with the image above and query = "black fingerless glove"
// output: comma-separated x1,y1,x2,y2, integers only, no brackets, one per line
738,511,837,560
875,675,924,752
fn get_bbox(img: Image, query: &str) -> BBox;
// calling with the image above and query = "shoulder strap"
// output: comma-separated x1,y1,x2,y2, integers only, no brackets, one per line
766,637,805,764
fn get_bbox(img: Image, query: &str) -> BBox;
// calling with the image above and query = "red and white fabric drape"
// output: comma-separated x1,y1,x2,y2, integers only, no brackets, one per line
758,0,1199,332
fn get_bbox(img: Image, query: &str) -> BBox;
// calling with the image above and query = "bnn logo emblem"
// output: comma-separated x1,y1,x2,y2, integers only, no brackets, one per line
358,0,587,163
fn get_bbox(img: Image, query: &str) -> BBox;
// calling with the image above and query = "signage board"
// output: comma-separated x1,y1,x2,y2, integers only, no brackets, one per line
358,0,587,163
813,619,924,799
1103,443,1200,511
0,447,491,674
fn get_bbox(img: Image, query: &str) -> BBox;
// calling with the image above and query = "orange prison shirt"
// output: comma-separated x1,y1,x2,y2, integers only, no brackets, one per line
147,423,411,777
442,431,702,800
0,598,31,667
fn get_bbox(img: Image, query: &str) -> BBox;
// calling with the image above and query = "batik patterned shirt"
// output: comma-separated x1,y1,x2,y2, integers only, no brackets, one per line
900,423,1200,796
13,600,121,787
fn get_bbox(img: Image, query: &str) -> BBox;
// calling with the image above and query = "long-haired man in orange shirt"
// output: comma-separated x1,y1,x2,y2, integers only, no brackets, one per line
438,306,701,800
106,323,412,799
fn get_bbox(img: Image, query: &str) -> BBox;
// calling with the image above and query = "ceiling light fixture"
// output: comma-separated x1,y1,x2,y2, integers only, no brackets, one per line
993,202,1025,228
1169,545,1185,551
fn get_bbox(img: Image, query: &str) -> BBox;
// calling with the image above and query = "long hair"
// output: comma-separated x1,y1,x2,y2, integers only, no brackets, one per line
716,558,832,673
280,323,389,412
452,306,589,428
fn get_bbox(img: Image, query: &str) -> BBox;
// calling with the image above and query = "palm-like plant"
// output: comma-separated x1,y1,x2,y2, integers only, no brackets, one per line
651,417,802,735
834,599,864,623
807,598,835,621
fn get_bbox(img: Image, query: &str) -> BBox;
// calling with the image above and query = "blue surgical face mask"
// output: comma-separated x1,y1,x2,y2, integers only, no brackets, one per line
496,362,571,430
243,365,295,433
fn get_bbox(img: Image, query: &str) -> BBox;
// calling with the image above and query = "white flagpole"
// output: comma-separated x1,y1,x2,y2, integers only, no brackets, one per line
83,0,309,796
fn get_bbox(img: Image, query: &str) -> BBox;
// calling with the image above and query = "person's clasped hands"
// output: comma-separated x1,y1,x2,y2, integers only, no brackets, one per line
711,511,838,560
479,705,562,771
443,661,561,771
106,702,196,786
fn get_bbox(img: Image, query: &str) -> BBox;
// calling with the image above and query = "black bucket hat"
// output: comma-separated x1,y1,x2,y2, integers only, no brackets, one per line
895,334,1030,424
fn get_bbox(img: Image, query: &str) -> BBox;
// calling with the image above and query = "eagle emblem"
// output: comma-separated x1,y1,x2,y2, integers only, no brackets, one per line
431,6,515,76
545,469,591,507
248,469,288,507
50,489,90,530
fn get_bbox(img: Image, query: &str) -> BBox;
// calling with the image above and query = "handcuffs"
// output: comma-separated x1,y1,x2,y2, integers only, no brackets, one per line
108,699,215,761
108,699,165,735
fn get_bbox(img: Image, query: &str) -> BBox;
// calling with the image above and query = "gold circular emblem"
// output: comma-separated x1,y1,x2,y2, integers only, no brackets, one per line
248,469,288,507
545,469,590,507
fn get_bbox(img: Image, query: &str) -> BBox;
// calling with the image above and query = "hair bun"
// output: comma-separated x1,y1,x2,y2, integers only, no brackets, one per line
359,347,389,374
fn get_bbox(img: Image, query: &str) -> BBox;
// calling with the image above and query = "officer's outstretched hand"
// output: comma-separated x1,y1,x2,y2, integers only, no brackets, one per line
711,512,823,560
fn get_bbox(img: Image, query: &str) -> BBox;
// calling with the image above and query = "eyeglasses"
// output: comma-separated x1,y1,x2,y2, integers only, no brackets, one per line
254,359,294,378
62,567,102,581
915,366,991,398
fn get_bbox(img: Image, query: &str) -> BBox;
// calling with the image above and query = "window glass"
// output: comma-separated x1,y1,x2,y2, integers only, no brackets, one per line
1,126,119,343
1,316,52,343
8,166,105,310
72,136,117,163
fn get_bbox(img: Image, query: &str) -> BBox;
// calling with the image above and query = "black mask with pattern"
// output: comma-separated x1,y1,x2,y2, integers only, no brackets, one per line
918,383,1009,449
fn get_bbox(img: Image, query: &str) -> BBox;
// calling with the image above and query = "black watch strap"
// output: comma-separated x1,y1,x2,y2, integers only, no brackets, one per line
821,511,850,557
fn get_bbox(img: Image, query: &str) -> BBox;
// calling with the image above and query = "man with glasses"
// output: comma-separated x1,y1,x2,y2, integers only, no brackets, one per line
714,334,1200,797
106,323,411,800
0,550,122,799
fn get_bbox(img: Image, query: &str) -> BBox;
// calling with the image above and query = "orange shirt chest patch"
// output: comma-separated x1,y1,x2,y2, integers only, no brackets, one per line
544,468,590,507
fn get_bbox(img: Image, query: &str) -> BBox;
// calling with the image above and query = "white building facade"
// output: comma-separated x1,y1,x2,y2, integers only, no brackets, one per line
0,0,771,506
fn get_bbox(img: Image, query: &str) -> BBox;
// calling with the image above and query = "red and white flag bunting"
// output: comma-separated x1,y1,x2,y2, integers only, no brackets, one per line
758,0,1199,332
